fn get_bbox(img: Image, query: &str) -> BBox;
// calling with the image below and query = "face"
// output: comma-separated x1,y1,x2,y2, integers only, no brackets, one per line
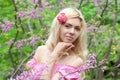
59,18,81,43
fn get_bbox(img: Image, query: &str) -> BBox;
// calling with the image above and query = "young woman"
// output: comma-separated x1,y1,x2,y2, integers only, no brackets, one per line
27,7,88,80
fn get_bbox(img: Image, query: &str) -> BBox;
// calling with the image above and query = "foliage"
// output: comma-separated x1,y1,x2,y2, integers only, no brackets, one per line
0,0,120,80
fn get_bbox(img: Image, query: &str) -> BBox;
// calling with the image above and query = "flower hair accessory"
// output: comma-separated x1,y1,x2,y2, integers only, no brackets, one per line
57,13,67,24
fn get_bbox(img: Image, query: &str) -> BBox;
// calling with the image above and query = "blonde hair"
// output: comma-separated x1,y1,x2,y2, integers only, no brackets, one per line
46,7,87,60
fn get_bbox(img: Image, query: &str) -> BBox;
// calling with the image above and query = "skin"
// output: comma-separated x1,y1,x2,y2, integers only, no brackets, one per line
59,18,81,43
34,18,83,80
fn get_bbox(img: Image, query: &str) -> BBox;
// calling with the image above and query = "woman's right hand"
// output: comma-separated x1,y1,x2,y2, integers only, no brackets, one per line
51,42,74,59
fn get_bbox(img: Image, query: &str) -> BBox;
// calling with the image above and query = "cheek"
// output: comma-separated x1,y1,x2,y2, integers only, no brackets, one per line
60,27,67,35
75,32,80,38
59,30,64,39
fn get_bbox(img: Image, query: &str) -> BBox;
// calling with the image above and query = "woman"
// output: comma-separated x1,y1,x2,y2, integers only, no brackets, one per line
27,7,87,80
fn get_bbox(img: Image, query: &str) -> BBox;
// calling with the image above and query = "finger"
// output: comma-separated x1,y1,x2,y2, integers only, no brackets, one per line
66,44,74,51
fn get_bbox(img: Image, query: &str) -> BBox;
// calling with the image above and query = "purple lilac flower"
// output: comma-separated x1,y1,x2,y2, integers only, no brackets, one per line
1,24,7,32
30,38,36,46
28,10,36,18
10,59,47,80
87,53,97,67
39,8,44,12
41,0,45,8
17,41,23,49
22,38,27,43
4,20,12,28
87,25,96,34
30,36,40,46
36,14,42,19
10,69,42,80
17,12,26,19
8,40,14,45
47,5,54,10
0,20,12,32
77,54,97,73
31,0,38,4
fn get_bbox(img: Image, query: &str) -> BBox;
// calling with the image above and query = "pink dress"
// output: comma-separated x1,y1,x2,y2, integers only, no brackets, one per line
26,58,82,80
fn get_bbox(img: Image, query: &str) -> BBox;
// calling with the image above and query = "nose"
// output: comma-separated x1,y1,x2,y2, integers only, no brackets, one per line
69,28,75,34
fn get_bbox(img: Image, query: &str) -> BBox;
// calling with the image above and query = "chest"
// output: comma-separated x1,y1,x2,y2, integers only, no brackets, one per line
56,54,78,65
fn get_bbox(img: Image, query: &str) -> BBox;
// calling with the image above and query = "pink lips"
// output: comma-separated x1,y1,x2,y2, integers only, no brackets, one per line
66,36,73,40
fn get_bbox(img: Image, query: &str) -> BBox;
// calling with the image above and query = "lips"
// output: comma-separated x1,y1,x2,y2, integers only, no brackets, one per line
66,36,73,40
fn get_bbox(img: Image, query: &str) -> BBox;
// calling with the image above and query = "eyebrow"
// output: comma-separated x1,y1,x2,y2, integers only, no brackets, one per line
66,23,72,26
66,23,81,28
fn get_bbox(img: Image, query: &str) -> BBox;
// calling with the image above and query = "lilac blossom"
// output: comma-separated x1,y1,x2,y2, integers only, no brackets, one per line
4,20,12,29
22,39,28,43
8,40,14,45
36,14,42,19
77,53,97,72
41,0,45,8
31,0,38,4
10,61,46,80
14,36,39,49
86,53,97,67
28,10,36,18
39,8,44,12
17,12,26,19
30,37,36,46
0,24,7,32
87,25,96,34
17,41,23,49
10,70,41,80
0,20,12,32
30,36,40,46
47,5,54,10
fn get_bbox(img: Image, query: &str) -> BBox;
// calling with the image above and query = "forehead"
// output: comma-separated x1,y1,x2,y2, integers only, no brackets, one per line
65,18,81,27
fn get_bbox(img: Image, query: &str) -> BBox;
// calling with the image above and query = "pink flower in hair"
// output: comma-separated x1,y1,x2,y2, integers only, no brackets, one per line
57,13,67,24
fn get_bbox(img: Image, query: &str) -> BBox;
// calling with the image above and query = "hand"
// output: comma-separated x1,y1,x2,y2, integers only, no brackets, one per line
51,42,74,58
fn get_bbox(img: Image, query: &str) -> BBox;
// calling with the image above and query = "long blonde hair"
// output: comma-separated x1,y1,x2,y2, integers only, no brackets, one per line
46,7,87,60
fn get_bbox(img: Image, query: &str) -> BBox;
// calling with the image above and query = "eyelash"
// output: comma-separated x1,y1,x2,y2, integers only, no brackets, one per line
65,25,70,28
75,28,80,31
65,25,80,31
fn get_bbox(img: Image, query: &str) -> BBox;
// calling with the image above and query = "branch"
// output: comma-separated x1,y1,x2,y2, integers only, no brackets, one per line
8,0,20,69
77,0,84,9
103,38,113,59
100,0,108,17
27,18,33,35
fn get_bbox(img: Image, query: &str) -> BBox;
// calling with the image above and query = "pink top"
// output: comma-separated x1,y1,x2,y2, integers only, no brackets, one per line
27,58,81,80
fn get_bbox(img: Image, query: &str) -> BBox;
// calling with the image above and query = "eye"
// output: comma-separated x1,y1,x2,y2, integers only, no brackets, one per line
75,27,80,31
65,25,70,28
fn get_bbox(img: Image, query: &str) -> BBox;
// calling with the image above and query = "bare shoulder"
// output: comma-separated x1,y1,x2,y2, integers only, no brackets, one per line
36,45,48,51
34,45,50,62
